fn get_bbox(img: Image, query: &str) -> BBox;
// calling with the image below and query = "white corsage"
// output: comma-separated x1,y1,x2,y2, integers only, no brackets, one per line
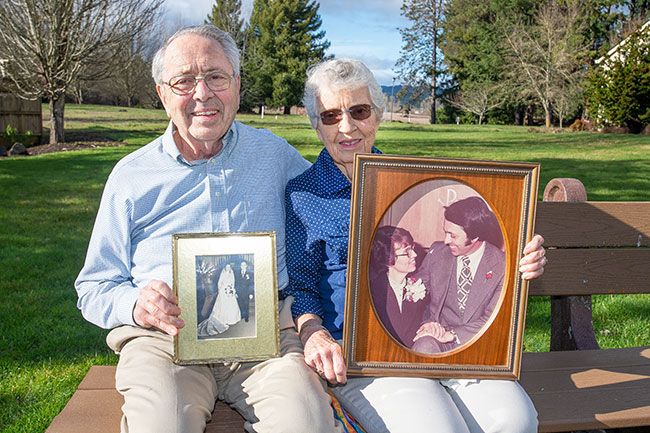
403,278,427,302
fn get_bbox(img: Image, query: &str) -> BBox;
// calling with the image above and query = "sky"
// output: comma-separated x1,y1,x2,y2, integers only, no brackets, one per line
163,0,408,86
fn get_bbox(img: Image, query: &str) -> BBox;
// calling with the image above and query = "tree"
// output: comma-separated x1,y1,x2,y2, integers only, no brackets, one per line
244,0,329,114
587,23,650,131
0,0,163,144
442,0,541,125
502,1,590,128
396,0,446,124
206,0,245,49
446,81,506,124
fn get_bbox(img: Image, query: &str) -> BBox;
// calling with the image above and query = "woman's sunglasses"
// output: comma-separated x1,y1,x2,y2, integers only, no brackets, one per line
319,104,374,125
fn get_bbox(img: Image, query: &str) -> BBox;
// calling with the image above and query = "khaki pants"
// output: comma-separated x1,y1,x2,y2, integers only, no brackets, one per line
107,300,342,433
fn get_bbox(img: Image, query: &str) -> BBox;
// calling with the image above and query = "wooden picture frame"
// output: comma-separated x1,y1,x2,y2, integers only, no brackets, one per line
172,232,279,364
344,154,539,379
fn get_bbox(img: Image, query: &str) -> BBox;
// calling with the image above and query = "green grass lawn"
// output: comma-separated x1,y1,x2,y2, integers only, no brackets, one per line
1,104,649,433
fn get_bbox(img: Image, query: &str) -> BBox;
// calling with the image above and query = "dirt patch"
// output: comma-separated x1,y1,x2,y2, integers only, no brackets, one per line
24,140,126,156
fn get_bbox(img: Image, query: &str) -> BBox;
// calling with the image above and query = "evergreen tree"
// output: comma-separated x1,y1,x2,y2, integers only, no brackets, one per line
395,0,446,124
240,1,272,112
243,0,329,114
205,0,245,49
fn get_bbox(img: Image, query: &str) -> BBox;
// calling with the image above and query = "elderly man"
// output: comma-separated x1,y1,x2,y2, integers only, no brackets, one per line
75,25,341,433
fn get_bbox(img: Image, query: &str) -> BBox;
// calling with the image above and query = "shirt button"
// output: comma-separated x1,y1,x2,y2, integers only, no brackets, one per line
215,192,221,198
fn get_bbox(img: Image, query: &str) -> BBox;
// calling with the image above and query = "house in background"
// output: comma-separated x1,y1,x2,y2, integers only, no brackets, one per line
596,19,650,68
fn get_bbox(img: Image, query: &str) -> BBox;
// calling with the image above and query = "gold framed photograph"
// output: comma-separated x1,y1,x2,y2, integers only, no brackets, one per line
343,154,539,379
172,232,280,364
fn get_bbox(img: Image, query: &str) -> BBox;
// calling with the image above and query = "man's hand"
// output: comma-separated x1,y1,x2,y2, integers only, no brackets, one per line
298,316,347,385
413,321,454,343
133,280,185,336
519,234,546,280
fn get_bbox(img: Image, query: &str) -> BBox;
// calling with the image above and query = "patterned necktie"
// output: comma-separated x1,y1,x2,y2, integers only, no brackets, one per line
457,255,472,313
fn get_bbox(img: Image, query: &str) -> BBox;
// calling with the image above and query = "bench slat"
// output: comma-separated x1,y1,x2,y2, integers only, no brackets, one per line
536,202,650,248
521,347,650,432
529,249,650,296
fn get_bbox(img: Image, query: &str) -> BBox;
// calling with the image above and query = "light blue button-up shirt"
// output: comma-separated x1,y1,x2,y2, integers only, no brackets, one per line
75,120,310,329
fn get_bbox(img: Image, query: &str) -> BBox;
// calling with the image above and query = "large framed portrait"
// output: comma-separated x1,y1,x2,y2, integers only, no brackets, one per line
172,232,279,364
344,154,539,379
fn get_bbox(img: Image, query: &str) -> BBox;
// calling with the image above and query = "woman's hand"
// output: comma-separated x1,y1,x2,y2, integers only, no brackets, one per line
519,234,547,280
298,315,347,385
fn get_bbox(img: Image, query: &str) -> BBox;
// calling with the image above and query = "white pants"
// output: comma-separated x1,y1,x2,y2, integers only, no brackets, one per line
107,300,343,433
331,376,538,433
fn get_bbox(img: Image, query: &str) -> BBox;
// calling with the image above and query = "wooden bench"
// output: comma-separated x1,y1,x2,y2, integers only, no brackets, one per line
46,178,650,433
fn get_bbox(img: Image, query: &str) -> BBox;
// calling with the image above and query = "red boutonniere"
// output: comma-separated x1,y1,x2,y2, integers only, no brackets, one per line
485,271,494,280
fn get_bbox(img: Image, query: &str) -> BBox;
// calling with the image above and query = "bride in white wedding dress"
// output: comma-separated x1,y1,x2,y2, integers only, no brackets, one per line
198,263,242,337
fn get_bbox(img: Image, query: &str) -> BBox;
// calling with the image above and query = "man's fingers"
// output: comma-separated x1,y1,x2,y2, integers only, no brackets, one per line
145,291,183,325
133,280,184,335
145,281,178,306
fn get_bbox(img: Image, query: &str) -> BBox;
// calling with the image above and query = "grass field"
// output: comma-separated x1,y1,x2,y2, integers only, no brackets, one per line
1,104,649,433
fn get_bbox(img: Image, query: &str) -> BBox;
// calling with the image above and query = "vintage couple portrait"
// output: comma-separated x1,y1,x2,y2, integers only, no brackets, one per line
196,254,255,339
369,180,505,355
172,232,280,364
345,155,539,379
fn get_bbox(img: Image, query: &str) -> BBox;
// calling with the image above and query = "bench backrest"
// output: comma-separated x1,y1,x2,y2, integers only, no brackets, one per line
529,178,650,297
525,178,650,351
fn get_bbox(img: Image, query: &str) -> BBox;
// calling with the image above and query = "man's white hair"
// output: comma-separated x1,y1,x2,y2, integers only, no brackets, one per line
151,24,240,84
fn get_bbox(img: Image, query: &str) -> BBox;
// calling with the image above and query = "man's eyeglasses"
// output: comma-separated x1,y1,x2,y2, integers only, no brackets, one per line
165,71,233,95
395,245,416,258
319,104,374,125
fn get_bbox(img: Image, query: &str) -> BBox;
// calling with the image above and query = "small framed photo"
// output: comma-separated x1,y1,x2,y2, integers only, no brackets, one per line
172,232,279,364
344,154,539,379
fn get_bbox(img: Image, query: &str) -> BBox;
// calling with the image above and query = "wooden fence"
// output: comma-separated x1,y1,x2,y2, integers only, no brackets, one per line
0,93,42,136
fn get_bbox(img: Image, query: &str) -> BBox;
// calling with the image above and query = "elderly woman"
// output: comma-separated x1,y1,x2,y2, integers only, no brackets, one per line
284,58,546,433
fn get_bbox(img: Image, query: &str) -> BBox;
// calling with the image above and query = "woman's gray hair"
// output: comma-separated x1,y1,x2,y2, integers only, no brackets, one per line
303,58,385,128
151,25,240,84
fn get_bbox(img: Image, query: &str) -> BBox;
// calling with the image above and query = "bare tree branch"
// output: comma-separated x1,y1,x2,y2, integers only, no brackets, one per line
501,1,589,128
446,81,506,124
0,0,163,143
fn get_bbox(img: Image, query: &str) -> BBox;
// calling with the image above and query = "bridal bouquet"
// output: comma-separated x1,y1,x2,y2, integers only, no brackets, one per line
403,278,427,303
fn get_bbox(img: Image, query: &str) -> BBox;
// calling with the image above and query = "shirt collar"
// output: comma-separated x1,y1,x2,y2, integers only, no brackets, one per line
316,146,382,194
457,241,486,278
161,120,238,165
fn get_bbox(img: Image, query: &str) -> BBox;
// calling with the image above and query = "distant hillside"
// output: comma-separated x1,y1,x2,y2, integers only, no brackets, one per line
381,84,431,107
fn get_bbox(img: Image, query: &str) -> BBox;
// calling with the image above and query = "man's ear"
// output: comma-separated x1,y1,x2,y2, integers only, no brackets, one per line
156,84,171,118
